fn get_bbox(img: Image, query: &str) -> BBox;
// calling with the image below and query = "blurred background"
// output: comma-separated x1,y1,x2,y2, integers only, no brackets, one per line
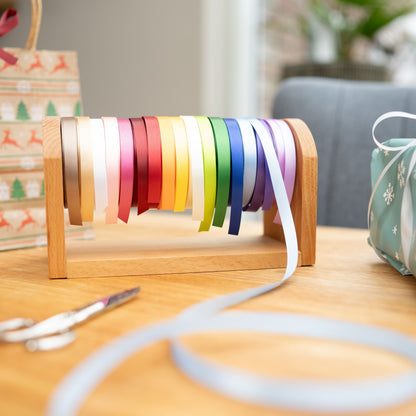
1,0,415,118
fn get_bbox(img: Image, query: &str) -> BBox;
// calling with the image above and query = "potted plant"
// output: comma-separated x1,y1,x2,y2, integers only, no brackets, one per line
282,0,416,81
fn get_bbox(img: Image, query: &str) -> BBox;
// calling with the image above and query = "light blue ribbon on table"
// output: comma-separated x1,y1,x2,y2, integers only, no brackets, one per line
48,118,416,416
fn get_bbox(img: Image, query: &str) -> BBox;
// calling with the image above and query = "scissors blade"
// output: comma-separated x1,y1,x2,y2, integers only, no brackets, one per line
77,286,141,313
59,286,141,328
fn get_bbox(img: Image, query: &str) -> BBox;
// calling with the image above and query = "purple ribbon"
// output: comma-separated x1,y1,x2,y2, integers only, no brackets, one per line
243,131,265,212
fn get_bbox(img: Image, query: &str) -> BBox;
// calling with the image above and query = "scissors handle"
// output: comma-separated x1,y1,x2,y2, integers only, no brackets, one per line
0,318,34,334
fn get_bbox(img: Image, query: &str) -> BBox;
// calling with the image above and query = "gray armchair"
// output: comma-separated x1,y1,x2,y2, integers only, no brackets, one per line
273,77,416,228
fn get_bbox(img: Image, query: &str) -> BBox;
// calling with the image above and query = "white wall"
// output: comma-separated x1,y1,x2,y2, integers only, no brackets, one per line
200,0,260,117
0,0,261,118
0,0,202,117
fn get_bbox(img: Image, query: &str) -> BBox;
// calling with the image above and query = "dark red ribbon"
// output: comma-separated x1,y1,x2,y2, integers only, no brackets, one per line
130,118,149,215
0,9,19,65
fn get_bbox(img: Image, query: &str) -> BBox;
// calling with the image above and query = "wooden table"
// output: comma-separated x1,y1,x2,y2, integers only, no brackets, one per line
1,216,416,416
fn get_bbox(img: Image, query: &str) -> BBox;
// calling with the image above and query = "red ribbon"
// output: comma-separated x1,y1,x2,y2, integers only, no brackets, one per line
0,9,19,65
143,116,162,208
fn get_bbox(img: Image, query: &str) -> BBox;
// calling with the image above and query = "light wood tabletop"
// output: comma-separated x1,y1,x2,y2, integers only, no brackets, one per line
1,213,416,416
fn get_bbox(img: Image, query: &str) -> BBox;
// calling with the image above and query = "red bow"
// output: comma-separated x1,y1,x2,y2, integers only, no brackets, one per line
0,9,19,65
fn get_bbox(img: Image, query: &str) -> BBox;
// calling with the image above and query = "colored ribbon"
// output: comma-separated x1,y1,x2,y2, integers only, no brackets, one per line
236,119,257,208
181,116,204,221
157,117,176,211
255,121,274,212
170,117,189,212
76,117,95,223
130,118,149,215
102,117,120,224
209,117,231,228
277,120,296,220
195,116,217,231
90,119,108,215
60,117,82,226
275,119,296,203
143,117,162,209
264,119,297,223
224,119,244,235
117,119,134,223
0,9,19,65
244,129,265,212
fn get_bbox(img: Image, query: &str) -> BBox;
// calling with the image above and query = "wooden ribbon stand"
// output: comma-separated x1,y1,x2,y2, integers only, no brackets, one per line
42,117,317,279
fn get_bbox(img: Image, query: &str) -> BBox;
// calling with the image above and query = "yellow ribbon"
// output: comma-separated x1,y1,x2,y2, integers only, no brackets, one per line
170,117,189,212
195,116,217,231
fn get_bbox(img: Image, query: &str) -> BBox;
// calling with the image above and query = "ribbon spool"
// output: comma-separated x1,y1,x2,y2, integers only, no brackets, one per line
42,116,317,279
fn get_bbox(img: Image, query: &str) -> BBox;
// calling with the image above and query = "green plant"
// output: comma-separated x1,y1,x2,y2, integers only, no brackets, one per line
310,0,415,60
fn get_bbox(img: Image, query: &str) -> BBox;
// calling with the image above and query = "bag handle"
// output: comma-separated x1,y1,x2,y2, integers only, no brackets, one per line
25,0,42,51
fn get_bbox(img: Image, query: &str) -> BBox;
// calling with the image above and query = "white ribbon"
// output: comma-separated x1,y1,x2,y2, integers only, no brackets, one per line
236,118,257,207
181,116,204,220
90,119,108,214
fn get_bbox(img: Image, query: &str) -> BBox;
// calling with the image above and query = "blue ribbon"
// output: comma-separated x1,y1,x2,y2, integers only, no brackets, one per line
224,118,244,236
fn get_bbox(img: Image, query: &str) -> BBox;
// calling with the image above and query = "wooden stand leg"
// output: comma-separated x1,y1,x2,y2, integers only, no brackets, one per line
42,117,67,278
263,118,317,266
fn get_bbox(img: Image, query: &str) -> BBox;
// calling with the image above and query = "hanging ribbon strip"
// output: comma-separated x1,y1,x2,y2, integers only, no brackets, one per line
117,119,134,223
90,119,108,215
210,117,231,227
130,118,149,215
47,115,416,416
171,117,189,212
102,117,120,224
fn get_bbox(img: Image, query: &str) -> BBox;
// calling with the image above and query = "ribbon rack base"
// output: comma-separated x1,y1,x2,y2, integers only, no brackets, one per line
42,117,317,279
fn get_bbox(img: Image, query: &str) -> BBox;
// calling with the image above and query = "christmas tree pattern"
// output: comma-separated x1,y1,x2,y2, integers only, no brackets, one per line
11,178,26,200
40,179,45,196
16,100,30,121
46,101,57,116
74,100,82,117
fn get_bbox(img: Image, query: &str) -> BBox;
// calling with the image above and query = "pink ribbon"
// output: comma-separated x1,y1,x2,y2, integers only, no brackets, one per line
0,9,20,65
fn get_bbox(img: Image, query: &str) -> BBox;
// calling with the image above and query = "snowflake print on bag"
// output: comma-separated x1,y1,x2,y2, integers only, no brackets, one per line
392,224,398,235
397,160,406,188
383,182,394,205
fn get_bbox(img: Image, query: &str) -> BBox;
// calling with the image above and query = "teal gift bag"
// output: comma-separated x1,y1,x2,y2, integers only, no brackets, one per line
369,111,416,276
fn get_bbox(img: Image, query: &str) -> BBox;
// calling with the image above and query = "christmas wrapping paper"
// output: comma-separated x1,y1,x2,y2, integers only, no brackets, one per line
0,48,90,251
369,138,416,276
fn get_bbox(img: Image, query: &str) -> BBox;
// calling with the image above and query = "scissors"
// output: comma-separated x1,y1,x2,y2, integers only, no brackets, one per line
0,287,140,352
